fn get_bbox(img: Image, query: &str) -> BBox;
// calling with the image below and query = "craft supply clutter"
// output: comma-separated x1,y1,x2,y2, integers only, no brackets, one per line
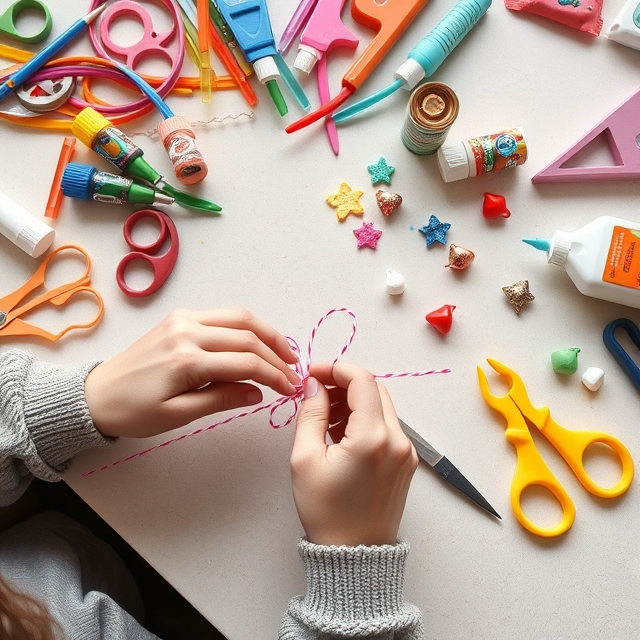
1,0,639,637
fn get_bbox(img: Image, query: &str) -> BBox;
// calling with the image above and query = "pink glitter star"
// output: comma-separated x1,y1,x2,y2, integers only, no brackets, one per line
353,221,382,249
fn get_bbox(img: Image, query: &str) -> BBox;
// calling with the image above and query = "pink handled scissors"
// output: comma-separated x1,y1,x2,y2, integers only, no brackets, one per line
116,208,179,297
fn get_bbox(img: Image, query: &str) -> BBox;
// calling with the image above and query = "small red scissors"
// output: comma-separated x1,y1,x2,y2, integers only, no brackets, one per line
116,208,179,297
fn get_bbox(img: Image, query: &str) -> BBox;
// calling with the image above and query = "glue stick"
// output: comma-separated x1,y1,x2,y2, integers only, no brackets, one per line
0,189,55,257
523,216,640,309
157,116,208,185
437,127,527,182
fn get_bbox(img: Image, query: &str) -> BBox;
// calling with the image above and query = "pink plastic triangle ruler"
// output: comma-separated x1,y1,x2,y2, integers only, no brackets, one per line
532,87,640,183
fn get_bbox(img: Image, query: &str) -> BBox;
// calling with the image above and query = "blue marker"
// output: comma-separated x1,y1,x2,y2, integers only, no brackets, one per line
333,0,492,123
214,0,289,115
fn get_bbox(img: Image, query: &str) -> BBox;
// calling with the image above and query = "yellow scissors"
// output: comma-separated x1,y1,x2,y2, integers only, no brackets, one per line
477,358,634,538
0,0,52,43
0,244,104,341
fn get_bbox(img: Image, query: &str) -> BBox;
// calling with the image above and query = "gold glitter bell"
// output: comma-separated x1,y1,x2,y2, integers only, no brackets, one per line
445,244,475,270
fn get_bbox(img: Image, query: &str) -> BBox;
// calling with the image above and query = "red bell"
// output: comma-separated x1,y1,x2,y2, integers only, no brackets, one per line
425,305,456,334
482,193,511,219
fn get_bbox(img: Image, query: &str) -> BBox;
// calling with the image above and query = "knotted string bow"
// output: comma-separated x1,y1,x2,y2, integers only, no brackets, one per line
83,308,451,476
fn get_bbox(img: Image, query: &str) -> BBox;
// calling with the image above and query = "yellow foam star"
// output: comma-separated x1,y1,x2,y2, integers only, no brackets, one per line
326,182,364,222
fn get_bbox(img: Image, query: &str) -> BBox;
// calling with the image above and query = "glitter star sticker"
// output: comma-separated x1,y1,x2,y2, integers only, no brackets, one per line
367,157,395,185
419,215,451,246
353,221,382,249
502,279,535,314
326,182,365,222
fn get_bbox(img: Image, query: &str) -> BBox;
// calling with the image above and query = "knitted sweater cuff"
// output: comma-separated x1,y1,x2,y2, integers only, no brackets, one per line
296,537,412,631
21,354,111,472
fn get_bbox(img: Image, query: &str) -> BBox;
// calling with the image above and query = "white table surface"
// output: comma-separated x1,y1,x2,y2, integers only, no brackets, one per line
2,1,640,638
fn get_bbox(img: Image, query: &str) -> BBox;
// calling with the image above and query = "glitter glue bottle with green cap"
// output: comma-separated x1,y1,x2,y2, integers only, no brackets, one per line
61,163,174,207
523,216,640,309
70,108,220,212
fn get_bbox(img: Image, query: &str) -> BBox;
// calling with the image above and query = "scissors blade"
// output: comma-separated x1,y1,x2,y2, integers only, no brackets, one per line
399,419,501,520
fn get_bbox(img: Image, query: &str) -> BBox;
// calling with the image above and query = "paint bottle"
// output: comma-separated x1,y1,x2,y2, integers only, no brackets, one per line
61,163,174,206
157,116,208,185
0,189,55,257
523,216,640,309
402,82,458,155
437,127,527,182
71,108,162,186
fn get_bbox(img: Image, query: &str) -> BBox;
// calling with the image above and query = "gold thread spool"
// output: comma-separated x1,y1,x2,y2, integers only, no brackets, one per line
402,83,459,155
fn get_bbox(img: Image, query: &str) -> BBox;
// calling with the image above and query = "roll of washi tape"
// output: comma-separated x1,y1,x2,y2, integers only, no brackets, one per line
401,82,459,155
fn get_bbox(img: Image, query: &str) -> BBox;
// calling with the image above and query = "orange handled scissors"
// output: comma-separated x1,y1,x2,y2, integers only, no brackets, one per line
0,244,104,341
477,358,634,538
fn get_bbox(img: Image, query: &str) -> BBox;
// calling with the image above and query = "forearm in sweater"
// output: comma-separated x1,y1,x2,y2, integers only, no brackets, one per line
280,539,423,639
0,350,110,506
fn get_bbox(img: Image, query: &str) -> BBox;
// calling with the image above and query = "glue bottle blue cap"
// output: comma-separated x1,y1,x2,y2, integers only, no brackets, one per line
61,162,95,200
522,237,551,252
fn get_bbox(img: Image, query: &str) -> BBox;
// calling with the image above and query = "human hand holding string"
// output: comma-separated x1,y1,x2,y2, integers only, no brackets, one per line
291,362,419,547
84,309,300,438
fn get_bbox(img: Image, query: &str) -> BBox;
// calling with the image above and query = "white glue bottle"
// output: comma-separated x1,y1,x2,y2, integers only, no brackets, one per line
523,216,640,308
0,189,55,257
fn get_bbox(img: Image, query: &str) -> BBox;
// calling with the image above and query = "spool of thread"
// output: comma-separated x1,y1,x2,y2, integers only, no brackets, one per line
0,189,55,257
437,127,527,182
402,82,459,155
157,116,208,185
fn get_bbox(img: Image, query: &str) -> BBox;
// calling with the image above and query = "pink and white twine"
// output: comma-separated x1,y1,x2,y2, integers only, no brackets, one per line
83,308,451,476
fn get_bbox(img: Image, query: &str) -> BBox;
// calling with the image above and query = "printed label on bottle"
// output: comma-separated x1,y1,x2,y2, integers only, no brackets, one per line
93,128,141,170
92,171,131,205
602,226,640,289
468,128,527,176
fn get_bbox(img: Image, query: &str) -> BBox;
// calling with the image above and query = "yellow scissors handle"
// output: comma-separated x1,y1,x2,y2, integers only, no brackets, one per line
539,417,634,498
507,426,577,538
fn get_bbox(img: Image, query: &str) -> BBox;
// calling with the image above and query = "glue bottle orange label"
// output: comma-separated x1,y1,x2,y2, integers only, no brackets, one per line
157,116,209,185
524,216,640,309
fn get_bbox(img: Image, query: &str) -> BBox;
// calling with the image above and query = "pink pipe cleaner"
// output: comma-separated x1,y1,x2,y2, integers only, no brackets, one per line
83,308,451,476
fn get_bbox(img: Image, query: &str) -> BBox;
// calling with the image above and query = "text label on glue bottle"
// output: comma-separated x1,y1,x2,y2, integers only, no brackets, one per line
157,116,208,185
437,127,527,182
523,216,640,309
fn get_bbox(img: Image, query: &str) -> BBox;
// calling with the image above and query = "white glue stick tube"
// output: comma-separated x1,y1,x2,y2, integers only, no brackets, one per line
0,189,55,257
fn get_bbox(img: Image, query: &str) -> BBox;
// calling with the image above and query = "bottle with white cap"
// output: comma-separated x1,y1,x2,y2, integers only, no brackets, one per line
437,127,527,182
523,216,640,309
0,189,55,258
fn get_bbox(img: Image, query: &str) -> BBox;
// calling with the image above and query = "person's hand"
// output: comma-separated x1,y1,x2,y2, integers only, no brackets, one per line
290,362,418,547
85,309,300,438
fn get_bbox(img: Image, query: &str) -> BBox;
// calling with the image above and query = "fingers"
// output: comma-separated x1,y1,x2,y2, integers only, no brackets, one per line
292,377,330,459
177,309,299,364
194,325,300,388
194,351,298,397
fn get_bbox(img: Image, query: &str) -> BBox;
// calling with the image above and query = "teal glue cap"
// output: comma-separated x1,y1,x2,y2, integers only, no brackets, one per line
522,237,551,252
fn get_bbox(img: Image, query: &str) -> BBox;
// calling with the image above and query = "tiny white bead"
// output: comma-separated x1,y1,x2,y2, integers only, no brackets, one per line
386,269,406,295
582,367,604,391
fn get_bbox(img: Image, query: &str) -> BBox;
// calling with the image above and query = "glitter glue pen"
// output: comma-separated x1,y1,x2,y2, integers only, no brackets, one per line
70,108,221,213
61,163,174,206
0,189,55,257
214,0,289,116
334,0,492,122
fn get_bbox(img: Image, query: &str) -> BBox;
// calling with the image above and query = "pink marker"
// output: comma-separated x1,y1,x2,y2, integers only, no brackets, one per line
294,0,358,154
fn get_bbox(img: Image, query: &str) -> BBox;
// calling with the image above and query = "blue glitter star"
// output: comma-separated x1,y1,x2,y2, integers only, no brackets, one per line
419,215,451,246
367,157,395,185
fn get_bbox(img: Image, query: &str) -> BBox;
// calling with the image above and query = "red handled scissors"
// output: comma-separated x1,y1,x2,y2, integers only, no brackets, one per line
116,208,179,297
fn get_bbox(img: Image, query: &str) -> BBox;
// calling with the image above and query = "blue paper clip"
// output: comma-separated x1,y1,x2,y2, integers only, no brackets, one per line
603,318,640,391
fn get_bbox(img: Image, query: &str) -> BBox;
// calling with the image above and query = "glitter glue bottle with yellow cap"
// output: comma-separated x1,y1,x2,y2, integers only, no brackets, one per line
437,127,527,182
523,216,640,309
157,116,208,185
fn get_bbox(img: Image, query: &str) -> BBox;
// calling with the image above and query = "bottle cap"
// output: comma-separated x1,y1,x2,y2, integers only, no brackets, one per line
61,162,95,201
395,58,426,90
71,107,112,147
253,56,280,83
437,141,470,182
157,115,194,143
549,230,572,266
293,45,320,74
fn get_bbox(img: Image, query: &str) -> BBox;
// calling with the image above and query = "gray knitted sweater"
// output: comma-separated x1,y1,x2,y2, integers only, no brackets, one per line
0,349,423,639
